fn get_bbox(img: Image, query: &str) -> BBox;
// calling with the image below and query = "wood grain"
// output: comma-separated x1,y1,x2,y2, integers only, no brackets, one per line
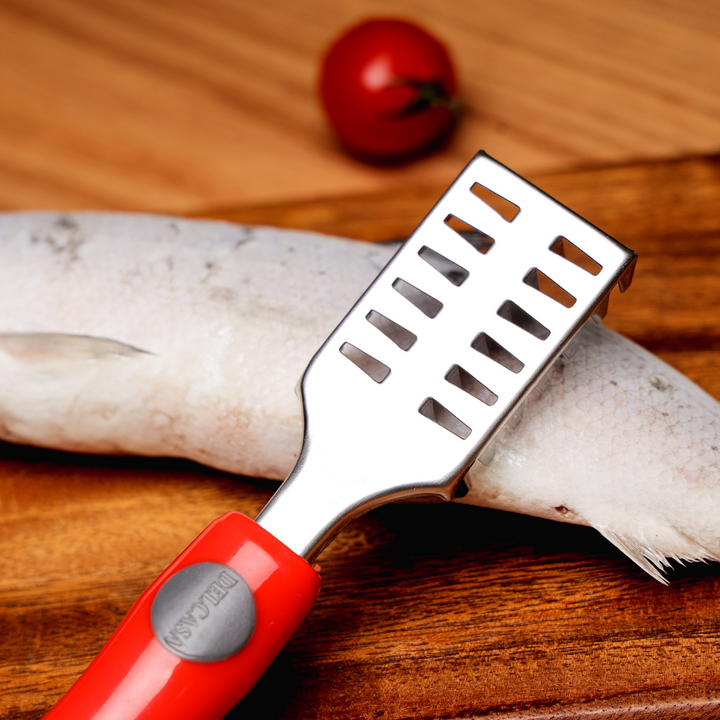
0,0,718,213
3,154,720,719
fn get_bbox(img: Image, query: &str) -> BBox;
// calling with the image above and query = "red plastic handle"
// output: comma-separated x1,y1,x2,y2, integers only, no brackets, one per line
46,512,321,720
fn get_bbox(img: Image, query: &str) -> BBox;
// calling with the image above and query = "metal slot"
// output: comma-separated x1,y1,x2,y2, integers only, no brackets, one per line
418,246,468,286
339,343,390,383
470,182,520,222
392,278,443,318
366,311,416,350
550,236,602,275
444,214,495,254
445,365,498,406
471,332,524,373
497,300,550,340
419,397,471,439
524,268,576,308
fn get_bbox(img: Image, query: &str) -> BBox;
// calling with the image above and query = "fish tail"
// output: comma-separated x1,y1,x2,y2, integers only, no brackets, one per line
596,524,720,585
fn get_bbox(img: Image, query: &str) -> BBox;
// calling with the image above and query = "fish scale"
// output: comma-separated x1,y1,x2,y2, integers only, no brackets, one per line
42,151,636,720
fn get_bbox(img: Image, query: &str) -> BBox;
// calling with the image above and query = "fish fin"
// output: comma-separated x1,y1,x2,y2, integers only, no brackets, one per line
0,332,152,363
595,523,720,585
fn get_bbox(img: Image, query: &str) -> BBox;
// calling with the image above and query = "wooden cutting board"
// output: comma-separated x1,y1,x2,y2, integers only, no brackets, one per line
3,154,720,719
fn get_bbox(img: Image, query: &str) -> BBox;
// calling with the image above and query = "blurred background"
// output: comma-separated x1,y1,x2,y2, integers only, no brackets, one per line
1,0,718,215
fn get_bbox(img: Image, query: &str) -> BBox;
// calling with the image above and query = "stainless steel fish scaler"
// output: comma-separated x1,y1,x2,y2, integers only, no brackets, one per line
46,152,637,720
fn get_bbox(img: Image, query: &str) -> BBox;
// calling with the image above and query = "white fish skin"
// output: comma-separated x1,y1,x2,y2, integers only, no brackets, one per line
0,212,718,582
461,323,720,582
0,212,395,479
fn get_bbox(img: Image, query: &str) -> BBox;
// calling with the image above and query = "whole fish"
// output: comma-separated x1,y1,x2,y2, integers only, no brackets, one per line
1,212,717,583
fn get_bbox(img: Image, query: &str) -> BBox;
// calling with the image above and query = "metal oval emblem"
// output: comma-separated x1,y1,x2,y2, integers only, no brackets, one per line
151,562,256,662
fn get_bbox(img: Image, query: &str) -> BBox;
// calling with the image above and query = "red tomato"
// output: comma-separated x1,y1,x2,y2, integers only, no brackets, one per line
320,19,459,163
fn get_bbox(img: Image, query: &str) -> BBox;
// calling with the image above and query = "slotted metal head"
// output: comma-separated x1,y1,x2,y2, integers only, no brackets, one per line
256,152,637,561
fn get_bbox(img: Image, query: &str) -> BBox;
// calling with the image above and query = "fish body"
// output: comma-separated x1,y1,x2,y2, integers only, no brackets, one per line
0,213,394,479
1,212,718,581
462,322,720,581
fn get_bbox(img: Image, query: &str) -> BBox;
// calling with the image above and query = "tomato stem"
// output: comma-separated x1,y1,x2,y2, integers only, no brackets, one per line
394,80,460,118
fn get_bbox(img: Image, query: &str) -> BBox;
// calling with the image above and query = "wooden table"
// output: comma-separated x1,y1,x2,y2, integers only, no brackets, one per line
0,0,719,213
3,154,720,719
2,1,720,718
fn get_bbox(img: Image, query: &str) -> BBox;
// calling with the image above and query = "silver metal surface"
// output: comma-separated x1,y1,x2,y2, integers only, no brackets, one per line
255,151,637,562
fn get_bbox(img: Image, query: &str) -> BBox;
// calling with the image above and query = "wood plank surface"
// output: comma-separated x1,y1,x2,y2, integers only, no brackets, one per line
3,154,720,719
0,0,719,213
